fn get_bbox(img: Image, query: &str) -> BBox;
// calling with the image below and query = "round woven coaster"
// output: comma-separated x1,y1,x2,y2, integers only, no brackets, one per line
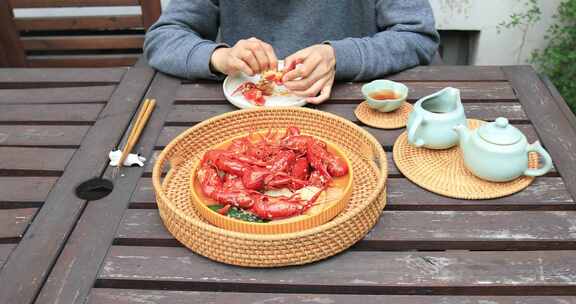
393,119,538,200
354,101,413,129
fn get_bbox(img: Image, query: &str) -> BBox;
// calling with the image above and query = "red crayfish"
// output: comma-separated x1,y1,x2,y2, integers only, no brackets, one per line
196,126,349,220
231,59,303,107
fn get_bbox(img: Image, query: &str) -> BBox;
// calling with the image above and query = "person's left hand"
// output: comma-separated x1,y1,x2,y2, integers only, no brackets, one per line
282,44,336,104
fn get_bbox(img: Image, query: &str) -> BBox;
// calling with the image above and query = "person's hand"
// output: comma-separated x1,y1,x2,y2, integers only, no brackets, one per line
210,37,278,76
282,44,336,104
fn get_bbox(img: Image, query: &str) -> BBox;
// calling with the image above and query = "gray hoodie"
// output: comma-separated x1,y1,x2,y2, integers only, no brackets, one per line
144,0,440,81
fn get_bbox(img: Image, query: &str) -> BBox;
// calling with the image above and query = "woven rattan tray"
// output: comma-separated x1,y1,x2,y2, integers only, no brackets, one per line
153,107,387,267
393,119,537,200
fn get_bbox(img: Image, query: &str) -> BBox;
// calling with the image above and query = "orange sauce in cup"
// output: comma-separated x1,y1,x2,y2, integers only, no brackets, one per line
369,90,399,101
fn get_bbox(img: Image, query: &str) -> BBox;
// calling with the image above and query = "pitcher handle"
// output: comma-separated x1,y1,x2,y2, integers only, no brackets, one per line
408,112,424,147
524,141,553,177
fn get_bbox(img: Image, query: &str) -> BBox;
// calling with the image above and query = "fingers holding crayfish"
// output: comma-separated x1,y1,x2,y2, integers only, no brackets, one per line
306,74,335,105
229,57,254,76
282,44,336,105
247,37,278,72
285,62,330,93
209,37,278,76
237,38,277,74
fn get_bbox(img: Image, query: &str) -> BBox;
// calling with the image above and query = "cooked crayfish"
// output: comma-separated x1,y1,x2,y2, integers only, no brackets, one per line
196,126,348,220
232,59,303,106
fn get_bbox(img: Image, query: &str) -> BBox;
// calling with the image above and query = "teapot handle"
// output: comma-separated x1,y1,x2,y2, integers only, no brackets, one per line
408,112,424,147
524,141,553,177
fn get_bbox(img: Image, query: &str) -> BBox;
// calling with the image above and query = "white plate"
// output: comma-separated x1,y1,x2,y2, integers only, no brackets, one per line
223,61,307,109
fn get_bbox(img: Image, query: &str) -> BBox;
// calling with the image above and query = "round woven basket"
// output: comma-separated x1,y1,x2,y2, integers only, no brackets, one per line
153,107,387,267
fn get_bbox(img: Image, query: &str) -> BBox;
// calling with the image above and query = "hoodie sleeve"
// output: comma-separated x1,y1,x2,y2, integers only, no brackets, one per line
327,0,440,81
143,0,226,80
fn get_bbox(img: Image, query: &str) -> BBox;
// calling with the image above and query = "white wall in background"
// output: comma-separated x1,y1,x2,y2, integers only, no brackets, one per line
14,0,562,65
430,0,562,65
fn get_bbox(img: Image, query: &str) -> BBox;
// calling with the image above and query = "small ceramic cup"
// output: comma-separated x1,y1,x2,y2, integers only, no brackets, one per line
361,80,408,113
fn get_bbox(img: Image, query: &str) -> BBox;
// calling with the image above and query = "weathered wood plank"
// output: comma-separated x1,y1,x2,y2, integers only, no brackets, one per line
15,15,143,31
35,74,178,304
504,66,576,201
139,0,161,30
176,82,517,102
166,104,236,123
540,75,576,131
0,68,125,85
165,102,528,125
0,177,57,203
0,66,155,304
0,85,115,104
0,0,26,67
388,177,574,210
364,210,576,250
156,127,190,148
115,209,576,250
142,150,162,176
0,147,75,174
0,244,16,267
9,0,138,8
0,208,37,240
22,35,144,51
0,104,103,123
157,124,540,149
129,179,157,204
386,66,507,82
87,289,576,304
98,247,576,295
0,125,89,147
130,176,572,210
28,54,140,68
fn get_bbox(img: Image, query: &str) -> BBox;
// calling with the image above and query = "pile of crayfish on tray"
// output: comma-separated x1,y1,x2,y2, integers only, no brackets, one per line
232,59,303,106
196,126,349,222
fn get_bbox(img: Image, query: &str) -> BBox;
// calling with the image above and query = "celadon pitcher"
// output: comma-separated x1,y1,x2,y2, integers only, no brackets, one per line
454,117,553,182
407,87,466,149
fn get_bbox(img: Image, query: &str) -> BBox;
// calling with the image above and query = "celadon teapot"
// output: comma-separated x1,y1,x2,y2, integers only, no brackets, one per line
453,117,553,182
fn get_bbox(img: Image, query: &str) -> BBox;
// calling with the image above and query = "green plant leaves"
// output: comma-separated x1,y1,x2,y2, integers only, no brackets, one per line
531,0,576,112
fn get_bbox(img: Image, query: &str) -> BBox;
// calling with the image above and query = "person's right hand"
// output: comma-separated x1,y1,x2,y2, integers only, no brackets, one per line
210,37,278,76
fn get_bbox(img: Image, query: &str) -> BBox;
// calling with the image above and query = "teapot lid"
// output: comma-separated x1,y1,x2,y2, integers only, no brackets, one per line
478,117,523,145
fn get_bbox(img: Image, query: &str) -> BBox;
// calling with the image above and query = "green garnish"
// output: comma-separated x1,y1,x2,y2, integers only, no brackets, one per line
208,205,269,223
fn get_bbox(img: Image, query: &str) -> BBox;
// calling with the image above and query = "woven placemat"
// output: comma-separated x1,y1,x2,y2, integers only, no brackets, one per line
393,119,538,200
354,101,412,129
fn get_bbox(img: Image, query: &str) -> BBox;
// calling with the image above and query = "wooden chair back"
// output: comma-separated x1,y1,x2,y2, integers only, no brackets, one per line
1,0,161,67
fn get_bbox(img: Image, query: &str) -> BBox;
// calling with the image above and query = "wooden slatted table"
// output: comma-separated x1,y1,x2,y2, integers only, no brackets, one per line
1,65,576,304
0,66,156,304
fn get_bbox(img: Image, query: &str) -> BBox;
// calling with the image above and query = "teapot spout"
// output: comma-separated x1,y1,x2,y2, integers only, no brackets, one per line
453,124,470,146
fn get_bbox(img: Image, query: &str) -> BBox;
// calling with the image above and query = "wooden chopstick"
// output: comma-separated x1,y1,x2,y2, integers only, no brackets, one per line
117,98,156,168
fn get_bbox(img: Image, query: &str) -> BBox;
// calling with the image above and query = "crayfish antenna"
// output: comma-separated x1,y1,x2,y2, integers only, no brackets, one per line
232,82,247,96
301,186,328,212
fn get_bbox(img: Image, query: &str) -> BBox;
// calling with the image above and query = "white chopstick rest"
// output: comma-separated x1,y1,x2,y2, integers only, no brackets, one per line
108,150,146,167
